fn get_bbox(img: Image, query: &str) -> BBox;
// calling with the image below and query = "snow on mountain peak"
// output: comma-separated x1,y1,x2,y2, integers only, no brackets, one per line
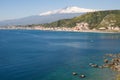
39,6,96,16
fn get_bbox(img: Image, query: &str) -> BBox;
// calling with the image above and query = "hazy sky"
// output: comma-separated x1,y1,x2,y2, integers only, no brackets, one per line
0,0,120,21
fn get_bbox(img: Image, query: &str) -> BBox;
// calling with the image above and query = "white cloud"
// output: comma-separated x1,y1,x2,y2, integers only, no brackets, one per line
39,6,97,16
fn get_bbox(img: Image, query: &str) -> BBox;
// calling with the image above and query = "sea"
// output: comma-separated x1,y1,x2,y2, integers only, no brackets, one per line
0,30,120,80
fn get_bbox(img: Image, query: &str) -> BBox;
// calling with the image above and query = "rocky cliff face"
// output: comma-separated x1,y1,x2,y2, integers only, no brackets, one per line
98,14,120,30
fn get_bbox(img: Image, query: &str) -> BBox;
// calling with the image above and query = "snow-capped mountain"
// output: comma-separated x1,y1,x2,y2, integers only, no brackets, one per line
39,6,96,16
0,6,97,26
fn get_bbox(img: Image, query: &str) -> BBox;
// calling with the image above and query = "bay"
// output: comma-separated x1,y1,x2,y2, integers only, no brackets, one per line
0,30,120,80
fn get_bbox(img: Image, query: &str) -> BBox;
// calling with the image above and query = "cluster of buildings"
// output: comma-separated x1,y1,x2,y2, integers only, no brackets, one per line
0,22,120,32
74,22,89,30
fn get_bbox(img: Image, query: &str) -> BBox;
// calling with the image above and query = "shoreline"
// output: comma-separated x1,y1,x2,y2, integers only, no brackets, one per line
90,53,120,80
0,28,120,33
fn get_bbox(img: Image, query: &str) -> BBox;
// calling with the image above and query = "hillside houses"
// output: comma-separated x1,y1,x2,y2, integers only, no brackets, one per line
74,22,89,30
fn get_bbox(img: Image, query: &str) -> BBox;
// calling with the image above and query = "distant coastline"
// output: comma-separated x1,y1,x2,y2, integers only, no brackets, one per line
0,26,120,33
0,10,120,34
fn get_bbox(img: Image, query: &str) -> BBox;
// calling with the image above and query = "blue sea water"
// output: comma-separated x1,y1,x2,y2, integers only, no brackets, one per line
0,30,120,80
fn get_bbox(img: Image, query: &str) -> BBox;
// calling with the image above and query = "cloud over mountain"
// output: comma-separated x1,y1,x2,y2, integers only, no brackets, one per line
39,6,96,16
0,6,97,26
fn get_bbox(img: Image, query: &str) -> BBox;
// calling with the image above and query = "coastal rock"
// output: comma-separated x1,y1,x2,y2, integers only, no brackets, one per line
104,59,109,63
89,63,93,66
103,54,120,72
90,64,98,68
72,72,77,76
99,66,103,69
80,74,86,78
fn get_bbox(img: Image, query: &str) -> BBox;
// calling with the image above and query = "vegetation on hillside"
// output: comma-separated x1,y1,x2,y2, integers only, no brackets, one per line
42,10,120,29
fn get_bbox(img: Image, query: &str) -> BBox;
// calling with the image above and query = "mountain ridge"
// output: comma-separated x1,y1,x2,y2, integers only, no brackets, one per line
0,13,83,26
0,6,97,26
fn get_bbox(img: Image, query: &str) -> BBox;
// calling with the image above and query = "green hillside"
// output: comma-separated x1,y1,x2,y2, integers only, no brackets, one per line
42,10,120,30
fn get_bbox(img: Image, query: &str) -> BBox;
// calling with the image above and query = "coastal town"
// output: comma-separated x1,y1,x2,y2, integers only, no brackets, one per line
0,22,120,33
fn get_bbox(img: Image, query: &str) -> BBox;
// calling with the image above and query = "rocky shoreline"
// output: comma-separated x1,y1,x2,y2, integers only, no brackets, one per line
72,53,120,80
91,53,120,80
90,54,120,71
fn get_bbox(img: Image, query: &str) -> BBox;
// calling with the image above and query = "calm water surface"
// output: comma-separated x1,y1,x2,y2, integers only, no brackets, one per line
0,30,120,80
